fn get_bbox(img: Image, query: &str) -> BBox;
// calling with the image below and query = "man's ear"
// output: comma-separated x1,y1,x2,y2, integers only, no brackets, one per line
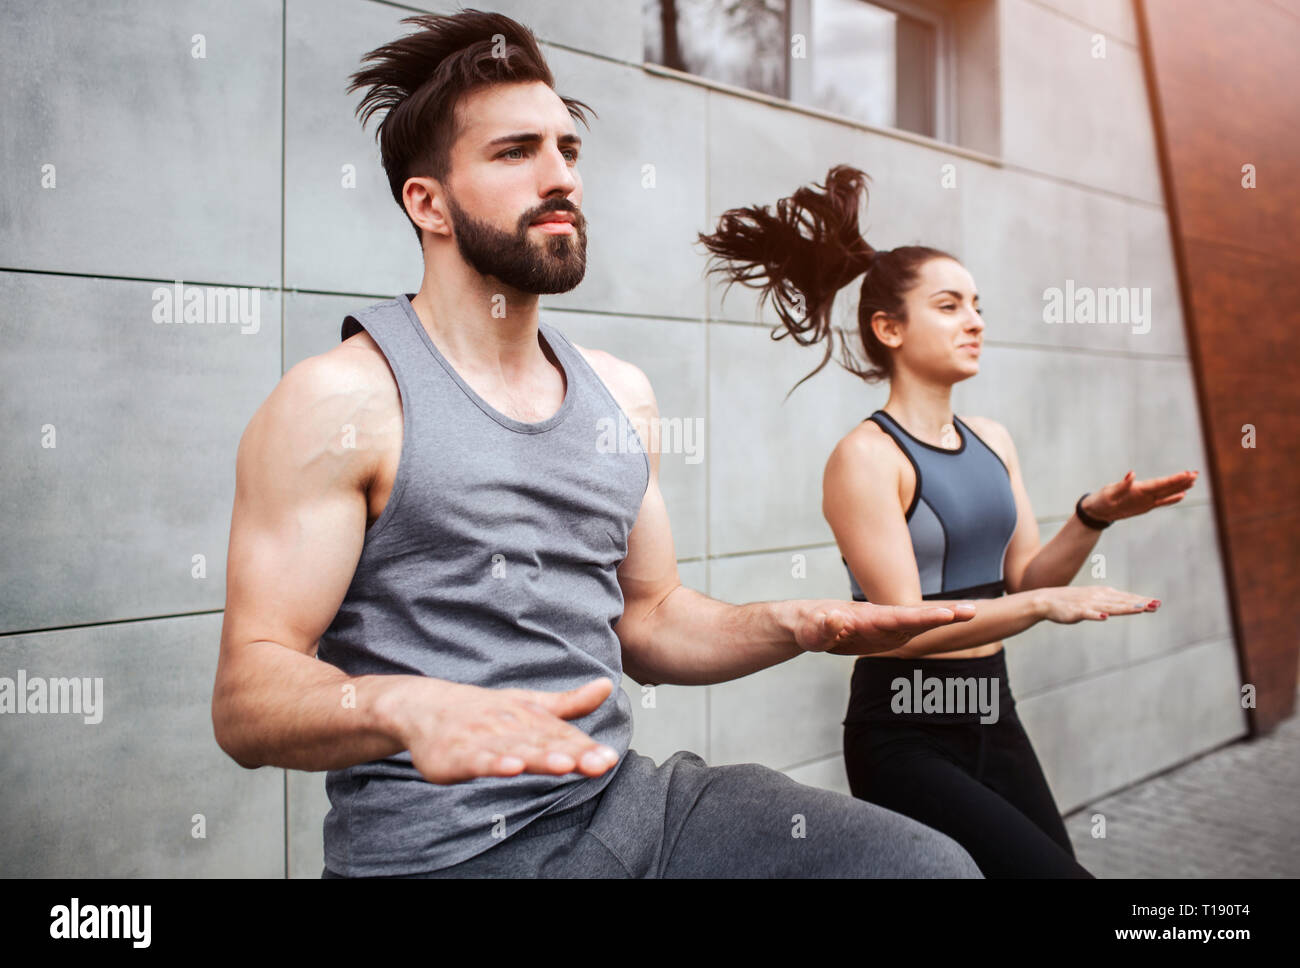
403,176,452,240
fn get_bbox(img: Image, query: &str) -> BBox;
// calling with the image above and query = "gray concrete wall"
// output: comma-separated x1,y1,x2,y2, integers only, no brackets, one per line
0,0,1243,877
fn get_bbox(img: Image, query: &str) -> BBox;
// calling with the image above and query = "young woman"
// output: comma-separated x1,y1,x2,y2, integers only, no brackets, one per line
698,166,1197,878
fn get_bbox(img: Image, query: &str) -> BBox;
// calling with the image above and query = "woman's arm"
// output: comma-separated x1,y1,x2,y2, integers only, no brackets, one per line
869,585,1157,659
974,418,1198,592
822,426,1034,656
971,417,1098,592
823,420,1157,658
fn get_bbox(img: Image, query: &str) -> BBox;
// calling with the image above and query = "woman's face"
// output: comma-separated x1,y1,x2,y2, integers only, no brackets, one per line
885,257,984,384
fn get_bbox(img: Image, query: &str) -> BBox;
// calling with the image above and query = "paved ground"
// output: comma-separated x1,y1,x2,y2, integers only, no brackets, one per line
1063,709,1300,878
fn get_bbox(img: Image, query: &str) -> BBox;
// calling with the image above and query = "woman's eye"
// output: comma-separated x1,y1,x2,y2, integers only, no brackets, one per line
940,304,956,311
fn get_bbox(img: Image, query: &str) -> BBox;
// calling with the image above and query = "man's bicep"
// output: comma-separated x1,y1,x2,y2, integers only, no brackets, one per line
577,348,683,638
615,467,682,631
611,368,681,634
220,362,372,660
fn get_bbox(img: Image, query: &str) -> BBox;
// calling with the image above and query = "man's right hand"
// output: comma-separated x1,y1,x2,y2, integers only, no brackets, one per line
799,600,977,656
381,676,622,785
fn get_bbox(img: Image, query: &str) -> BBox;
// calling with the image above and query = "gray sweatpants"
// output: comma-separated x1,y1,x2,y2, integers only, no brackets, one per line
322,748,983,878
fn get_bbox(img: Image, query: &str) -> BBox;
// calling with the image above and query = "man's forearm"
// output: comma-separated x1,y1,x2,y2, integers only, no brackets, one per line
212,639,428,772
620,585,807,686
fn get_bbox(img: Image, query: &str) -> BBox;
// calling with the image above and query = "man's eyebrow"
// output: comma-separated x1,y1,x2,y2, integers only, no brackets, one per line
486,131,540,148
485,131,583,148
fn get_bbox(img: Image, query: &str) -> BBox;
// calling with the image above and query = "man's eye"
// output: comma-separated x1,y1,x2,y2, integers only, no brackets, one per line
502,147,526,160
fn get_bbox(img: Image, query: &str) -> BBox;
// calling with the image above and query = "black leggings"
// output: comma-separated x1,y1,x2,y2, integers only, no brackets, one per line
843,653,1093,879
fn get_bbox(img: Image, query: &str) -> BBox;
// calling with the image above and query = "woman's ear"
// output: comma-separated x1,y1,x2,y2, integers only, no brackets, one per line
872,310,903,349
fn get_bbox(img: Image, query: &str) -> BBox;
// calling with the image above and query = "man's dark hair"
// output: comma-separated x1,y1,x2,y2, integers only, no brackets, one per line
348,8,596,244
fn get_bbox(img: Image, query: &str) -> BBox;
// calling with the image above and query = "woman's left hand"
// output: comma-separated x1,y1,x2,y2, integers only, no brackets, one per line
1083,469,1198,523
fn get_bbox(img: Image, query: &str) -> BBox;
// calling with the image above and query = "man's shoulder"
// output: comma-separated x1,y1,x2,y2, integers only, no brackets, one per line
568,340,656,414
240,333,397,475
280,332,397,405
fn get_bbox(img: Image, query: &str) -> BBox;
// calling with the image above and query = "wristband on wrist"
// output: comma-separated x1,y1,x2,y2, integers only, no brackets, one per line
1076,492,1111,530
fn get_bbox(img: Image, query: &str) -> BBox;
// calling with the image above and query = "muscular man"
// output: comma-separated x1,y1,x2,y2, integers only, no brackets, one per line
211,9,981,878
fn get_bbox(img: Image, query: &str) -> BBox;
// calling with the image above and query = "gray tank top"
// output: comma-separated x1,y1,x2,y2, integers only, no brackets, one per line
317,294,649,876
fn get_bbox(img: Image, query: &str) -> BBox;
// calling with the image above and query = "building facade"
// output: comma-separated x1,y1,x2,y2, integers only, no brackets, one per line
0,0,1259,876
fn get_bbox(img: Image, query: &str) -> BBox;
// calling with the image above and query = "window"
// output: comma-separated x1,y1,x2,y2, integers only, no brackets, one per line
643,0,951,140
643,0,790,99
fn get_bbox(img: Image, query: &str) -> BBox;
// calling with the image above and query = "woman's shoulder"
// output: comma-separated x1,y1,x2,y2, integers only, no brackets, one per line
824,417,909,486
959,414,1015,466
836,414,904,458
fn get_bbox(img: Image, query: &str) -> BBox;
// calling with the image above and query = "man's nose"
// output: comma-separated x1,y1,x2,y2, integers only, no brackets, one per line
537,142,578,197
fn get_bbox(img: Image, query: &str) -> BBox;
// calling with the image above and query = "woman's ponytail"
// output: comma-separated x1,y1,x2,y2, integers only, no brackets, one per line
698,165,879,396
699,164,959,395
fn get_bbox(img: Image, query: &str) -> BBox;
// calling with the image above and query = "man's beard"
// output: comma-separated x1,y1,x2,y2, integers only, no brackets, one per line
444,191,588,294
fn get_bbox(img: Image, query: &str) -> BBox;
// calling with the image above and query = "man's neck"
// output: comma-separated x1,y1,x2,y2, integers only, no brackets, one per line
409,262,551,382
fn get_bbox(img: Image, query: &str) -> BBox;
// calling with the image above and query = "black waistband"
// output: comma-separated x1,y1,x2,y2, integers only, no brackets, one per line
852,580,1005,603
923,580,1006,601
844,649,1016,725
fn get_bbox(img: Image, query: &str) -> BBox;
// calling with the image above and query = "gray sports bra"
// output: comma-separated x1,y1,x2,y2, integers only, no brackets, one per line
843,410,1018,602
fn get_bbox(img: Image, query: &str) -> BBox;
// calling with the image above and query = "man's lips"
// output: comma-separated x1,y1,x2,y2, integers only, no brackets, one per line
531,212,576,234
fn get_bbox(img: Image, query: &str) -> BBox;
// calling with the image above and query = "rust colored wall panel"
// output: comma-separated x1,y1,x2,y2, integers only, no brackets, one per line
1181,241,1300,515
1139,4,1298,248
1231,508,1300,721
1138,0,1300,733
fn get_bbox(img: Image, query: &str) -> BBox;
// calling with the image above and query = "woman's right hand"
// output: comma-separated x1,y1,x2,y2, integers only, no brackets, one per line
1034,586,1159,624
